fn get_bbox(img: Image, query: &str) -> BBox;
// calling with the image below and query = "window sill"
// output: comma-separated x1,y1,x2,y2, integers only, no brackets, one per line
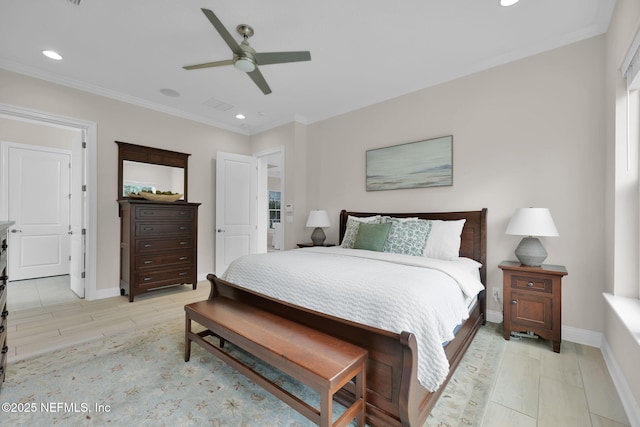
603,293,640,346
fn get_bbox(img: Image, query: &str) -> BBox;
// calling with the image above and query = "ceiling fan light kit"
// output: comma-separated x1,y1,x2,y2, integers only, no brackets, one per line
183,8,311,95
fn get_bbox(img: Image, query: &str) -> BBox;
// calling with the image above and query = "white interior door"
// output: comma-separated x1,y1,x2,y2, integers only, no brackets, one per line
70,132,85,297
8,145,71,281
215,152,258,276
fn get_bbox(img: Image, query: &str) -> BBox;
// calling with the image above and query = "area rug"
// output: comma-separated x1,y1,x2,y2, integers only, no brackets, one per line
2,320,504,426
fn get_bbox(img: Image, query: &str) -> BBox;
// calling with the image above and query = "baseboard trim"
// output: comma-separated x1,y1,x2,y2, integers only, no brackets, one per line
486,309,502,324
601,337,640,427
91,287,121,301
484,310,603,349
562,325,602,348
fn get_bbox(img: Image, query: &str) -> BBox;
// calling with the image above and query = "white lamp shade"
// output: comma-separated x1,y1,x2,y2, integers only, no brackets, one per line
306,210,331,228
505,208,559,237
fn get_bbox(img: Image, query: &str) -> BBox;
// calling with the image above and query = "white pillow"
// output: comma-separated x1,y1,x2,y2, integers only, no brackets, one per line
423,219,466,260
341,215,380,248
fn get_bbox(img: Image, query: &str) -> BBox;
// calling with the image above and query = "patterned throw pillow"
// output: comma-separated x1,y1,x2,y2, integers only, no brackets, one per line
382,218,432,256
341,215,380,248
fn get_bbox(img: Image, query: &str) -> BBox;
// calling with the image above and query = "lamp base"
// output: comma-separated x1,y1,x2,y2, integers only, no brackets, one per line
514,237,547,267
310,227,326,246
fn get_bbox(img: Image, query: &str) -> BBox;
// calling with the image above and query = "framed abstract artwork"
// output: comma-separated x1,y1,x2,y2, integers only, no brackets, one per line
366,135,453,191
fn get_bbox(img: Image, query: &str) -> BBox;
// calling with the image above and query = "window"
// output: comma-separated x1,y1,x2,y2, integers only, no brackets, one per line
268,191,281,228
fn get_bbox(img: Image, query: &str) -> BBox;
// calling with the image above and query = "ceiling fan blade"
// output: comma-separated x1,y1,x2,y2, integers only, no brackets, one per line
247,67,272,95
200,8,244,56
254,51,311,66
183,59,234,70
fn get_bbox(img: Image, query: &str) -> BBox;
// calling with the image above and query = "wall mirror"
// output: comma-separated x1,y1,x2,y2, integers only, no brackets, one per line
116,141,190,202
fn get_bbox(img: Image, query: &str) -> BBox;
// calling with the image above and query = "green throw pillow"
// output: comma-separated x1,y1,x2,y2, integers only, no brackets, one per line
353,222,392,252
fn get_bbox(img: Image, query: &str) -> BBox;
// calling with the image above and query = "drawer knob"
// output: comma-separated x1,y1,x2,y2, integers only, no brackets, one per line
179,256,188,261
511,300,517,305
179,272,188,276
527,282,534,287
144,227,153,231
1,310,8,318
144,244,153,248
179,226,187,230
179,241,188,245
143,261,153,264
143,277,152,281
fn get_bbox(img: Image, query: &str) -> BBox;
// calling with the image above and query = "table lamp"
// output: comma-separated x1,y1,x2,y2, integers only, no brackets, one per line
306,210,331,245
505,207,559,267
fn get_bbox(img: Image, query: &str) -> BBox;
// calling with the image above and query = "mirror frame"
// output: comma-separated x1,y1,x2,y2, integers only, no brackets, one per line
116,141,190,202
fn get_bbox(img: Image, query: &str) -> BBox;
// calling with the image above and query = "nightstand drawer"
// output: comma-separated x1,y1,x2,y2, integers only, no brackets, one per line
510,274,553,293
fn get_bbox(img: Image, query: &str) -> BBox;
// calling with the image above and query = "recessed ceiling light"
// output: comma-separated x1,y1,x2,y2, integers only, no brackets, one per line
235,114,246,120
42,50,62,60
160,88,180,97
500,0,520,6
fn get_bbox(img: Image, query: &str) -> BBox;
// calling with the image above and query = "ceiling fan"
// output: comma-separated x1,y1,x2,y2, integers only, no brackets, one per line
183,8,311,95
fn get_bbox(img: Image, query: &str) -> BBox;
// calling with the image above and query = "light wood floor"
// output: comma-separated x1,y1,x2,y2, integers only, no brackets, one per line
5,279,632,426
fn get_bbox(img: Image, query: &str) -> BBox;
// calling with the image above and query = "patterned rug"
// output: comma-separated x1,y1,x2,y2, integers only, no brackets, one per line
2,320,504,426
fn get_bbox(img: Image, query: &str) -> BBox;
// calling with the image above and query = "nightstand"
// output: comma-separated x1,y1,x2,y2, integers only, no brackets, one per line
296,243,336,248
499,261,568,352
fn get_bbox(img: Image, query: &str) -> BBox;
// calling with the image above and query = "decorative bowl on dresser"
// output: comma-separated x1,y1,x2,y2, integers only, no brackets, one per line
0,221,14,391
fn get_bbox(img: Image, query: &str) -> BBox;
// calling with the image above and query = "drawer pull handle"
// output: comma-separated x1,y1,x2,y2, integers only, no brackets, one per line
142,211,154,215
143,261,153,264
527,282,534,287
179,272,188,276
511,300,517,305
144,244,153,248
144,227,153,231
178,226,187,230
179,257,188,261
1,310,8,318
179,241,188,245
179,212,187,215
143,277,152,281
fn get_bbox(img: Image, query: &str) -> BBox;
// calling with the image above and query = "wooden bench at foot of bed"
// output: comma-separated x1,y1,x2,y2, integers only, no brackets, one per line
184,296,368,427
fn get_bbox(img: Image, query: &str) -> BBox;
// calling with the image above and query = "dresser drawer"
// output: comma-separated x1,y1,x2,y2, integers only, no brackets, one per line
134,268,194,290
135,237,194,253
509,273,553,293
135,222,193,236
136,251,194,270
135,206,195,220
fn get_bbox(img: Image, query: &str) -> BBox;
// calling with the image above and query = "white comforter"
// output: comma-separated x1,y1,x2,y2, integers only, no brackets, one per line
221,246,484,391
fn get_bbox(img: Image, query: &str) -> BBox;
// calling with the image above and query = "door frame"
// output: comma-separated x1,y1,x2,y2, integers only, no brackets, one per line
0,102,98,300
254,146,285,251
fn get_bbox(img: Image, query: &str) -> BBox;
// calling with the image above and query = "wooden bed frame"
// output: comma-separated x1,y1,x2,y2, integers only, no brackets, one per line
207,208,487,426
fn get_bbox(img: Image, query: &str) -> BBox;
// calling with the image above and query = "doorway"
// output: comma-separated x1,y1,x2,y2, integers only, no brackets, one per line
256,147,284,252
0,102,97,307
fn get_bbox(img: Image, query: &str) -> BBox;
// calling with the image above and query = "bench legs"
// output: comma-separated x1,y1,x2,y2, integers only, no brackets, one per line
323,363,366,427
184,315,191,362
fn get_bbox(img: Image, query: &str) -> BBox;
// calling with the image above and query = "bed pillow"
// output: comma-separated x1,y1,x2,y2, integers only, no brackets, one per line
353,222,392,252
382,218,432,256
423,219,466,260
341,215,380,248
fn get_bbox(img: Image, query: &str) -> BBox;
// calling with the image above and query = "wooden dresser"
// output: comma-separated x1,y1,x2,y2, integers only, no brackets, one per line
0,221,14,390
119,200,200,302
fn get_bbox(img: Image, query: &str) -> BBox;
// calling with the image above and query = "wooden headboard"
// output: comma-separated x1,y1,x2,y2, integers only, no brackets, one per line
339,209,488,285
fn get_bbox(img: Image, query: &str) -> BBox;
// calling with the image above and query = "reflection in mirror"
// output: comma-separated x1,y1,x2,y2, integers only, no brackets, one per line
122,160,184,199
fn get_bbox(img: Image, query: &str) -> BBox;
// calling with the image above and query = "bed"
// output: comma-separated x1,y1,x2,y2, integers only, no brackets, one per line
208,209,487,426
